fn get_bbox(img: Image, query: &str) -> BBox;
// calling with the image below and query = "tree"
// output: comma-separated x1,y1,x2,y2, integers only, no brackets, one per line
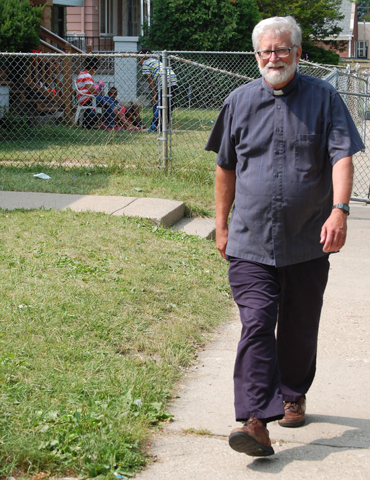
357,0,370,20
140,0,261,52
255,0,344,63
0,0,43,52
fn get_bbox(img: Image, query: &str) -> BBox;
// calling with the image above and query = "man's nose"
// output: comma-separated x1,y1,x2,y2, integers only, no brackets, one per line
269,51,280,62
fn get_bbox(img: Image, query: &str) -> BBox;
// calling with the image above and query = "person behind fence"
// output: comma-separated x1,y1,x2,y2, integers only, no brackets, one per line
138,49,178,131
107,87,147,131
76,57,118,130
205,15,364,458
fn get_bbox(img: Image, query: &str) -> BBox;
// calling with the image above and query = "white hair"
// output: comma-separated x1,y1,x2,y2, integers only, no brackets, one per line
252,16,302,52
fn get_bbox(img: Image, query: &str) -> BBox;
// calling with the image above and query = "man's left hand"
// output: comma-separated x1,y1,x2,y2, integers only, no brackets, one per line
320,209,348,252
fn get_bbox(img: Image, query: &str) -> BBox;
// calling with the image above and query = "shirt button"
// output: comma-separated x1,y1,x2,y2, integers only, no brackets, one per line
276,128,280,132
277,105,281,109
275,173,279,177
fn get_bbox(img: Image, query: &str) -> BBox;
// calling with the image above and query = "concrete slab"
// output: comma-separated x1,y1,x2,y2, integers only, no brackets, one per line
0,191,82,210
0,191,211,237
63,195,137,214
114,197,185,227
173,217,216,239
0,191,136,214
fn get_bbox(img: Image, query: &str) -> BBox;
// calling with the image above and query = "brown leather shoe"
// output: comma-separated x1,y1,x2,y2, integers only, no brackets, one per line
278,396,306,428
229,416,274,456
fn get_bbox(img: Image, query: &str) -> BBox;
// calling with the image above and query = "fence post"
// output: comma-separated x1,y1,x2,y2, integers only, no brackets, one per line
63,43,73,125
160,50,169,169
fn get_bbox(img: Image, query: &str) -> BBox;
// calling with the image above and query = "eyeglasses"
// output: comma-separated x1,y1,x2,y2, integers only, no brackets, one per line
256,45,296,59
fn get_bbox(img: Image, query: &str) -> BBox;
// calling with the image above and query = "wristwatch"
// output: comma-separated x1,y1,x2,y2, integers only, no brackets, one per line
332,203,350,215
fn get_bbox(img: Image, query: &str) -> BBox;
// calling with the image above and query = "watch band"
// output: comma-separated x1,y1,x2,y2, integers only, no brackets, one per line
332,203,350,215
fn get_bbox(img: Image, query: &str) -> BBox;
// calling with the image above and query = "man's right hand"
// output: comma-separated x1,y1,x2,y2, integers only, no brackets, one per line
216,225,229,259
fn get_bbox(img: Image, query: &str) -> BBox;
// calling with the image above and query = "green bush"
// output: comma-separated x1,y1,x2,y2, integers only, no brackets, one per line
0,0,43,52
302,41,340,65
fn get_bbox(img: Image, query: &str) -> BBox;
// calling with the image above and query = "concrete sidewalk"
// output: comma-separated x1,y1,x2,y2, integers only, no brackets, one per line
134,202,370,480
0,191,215,239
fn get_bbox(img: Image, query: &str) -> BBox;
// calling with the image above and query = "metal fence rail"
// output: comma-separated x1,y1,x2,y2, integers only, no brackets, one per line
0,51,369,199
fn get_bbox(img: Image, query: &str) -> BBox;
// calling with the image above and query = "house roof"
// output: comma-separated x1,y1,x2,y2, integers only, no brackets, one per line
336,0,353,37
323,0,356,41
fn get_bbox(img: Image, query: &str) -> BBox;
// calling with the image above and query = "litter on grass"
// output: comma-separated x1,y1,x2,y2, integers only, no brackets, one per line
34,173,51,180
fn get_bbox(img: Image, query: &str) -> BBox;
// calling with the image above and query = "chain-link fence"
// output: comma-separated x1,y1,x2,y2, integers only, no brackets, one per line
326,67,370,201
0,51,369,199
0,52,162,170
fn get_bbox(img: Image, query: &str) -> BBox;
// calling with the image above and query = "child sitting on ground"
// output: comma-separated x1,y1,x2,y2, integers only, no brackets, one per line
107,87,146,131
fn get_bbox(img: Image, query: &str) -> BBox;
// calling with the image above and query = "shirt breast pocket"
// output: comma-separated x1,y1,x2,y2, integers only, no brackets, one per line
295,134,324,172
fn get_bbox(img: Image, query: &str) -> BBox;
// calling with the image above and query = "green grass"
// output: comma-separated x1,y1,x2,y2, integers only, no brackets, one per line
0,107,220,216
0,107,218,165
0,162,216,217
0,208,231,478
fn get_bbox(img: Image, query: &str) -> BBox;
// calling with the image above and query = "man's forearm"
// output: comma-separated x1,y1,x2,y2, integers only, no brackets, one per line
148,76,156,94
215,165,236,258
215,166,236,226
332,156,354,204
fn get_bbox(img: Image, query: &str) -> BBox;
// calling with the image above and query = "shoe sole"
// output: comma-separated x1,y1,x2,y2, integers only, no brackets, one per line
278,419,305,428
229,432,274,457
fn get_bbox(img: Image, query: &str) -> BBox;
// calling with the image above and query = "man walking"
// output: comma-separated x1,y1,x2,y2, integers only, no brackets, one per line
205,16,364,457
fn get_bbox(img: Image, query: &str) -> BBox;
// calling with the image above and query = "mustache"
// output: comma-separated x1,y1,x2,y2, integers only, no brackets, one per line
264,61,286,68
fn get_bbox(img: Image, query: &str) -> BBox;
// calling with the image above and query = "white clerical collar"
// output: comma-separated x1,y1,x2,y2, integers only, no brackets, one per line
273,90,284,95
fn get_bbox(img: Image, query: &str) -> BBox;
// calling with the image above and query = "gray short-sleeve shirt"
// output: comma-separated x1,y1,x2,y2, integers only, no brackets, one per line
205,72,365,267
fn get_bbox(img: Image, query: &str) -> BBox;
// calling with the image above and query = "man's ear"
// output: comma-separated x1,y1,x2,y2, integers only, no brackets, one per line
296,46,303,63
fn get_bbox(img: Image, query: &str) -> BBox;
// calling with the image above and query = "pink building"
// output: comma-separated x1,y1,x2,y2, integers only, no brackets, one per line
33,0,149,51
64,0,150,51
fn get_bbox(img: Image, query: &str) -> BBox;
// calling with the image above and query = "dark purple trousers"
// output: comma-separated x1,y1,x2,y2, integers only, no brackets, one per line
228,256,330,423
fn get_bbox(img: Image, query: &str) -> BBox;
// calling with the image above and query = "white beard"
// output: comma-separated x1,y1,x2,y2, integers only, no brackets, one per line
258,58,297,86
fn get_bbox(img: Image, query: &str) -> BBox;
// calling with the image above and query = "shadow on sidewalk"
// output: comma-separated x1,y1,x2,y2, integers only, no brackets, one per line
247,414,370,473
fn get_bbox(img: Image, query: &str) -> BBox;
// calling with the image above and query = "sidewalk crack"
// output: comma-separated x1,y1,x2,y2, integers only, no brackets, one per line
111,197,138,215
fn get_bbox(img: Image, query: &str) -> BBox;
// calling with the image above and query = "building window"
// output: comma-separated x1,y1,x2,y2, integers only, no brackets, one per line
143,0,150,27
51,6,66,38
130,0,141,36
122,0,149,36
100,0,115,35
126,0,141,36
357,41,368,58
